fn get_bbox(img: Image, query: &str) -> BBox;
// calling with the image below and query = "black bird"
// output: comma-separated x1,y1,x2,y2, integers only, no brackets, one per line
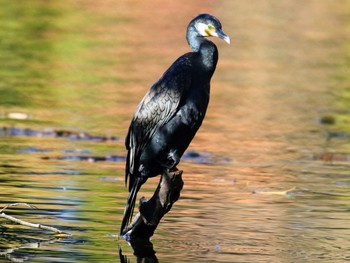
121,14,230,235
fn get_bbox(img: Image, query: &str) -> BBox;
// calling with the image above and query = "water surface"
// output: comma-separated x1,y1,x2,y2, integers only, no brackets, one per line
1,0,350,262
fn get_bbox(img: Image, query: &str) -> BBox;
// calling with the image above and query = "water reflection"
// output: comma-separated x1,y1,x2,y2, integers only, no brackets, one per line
119,239,158,263
1,0,350,262
0,1,60,108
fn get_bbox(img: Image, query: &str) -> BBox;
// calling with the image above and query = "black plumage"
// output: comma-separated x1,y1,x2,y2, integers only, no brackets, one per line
121,14,230,235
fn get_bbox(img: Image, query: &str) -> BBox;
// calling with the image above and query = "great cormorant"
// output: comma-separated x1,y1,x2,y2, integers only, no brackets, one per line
121,14,230,235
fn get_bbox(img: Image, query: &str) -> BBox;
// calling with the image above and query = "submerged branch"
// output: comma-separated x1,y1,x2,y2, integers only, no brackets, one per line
122,170,184,240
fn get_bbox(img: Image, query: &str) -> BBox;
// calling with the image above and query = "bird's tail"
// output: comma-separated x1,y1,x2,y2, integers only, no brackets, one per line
120,177,142,236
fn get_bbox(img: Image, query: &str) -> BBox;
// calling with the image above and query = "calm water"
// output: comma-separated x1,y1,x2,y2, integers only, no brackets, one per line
1,1,350,262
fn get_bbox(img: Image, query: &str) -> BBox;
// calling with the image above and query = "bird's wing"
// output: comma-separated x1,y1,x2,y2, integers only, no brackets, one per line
125,55,193,188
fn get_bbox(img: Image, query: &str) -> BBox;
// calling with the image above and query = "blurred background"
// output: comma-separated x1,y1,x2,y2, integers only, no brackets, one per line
1,0,350,262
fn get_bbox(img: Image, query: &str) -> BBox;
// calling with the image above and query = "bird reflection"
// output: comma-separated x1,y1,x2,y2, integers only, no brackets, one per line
119,238,158,263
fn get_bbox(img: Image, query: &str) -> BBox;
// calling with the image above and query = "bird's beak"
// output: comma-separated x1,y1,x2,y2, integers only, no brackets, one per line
217,29,230,44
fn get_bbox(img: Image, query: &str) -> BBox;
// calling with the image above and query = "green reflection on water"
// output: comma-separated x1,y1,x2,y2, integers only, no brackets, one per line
331,41,350,137
0,0,124,133
0,1,59,107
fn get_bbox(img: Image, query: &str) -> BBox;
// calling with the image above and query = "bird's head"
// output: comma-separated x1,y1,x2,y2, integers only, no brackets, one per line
190,14,230,45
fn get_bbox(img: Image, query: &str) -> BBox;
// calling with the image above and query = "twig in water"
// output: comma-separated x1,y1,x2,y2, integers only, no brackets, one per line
0,203,71,236
0,203,37,213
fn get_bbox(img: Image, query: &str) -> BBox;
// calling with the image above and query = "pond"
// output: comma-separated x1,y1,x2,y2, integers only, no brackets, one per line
1,0,350,262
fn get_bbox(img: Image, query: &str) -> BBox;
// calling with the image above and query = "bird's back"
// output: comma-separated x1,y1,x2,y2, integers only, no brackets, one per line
125,52,197,187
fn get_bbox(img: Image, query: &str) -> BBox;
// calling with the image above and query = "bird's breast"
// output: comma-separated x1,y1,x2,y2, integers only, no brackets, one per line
176,99,207,129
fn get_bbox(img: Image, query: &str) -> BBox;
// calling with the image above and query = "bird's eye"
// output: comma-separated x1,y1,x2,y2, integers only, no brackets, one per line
208,24,215,30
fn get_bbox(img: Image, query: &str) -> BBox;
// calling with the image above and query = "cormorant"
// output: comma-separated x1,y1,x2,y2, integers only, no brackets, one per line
121,14,230,235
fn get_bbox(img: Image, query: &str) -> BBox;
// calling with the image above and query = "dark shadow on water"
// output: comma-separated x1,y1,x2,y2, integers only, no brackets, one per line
0,126,123,142
2,125,232,166
182,150,232,164
41,155,127,163
39,150,230,164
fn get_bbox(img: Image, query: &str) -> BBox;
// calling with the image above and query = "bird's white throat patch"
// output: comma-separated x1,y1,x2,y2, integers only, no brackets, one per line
195,22,210,37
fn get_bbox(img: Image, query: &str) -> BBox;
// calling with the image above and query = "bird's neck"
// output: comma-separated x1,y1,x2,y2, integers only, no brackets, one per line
186,26,219,77
198,40,218,73
186,26,200,52
186,27,218,74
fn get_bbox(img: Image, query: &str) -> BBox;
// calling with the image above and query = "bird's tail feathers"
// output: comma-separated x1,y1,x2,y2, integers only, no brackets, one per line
120,177,142,236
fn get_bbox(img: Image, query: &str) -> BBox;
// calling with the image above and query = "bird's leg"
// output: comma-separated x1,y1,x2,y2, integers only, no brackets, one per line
122,168,184,240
